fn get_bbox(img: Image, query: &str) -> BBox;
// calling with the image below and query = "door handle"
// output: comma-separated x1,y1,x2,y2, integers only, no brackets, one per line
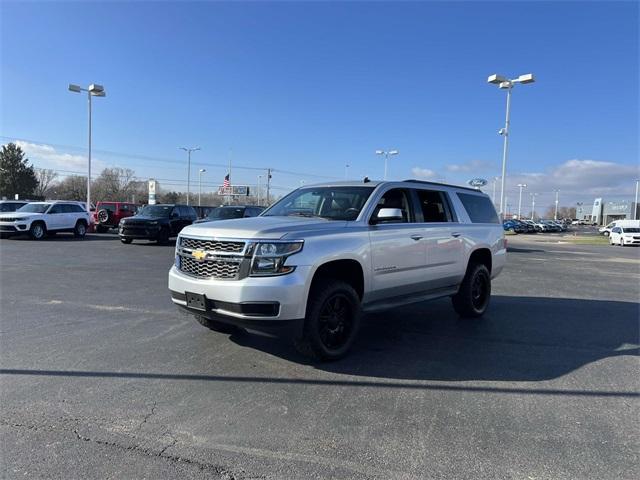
451,232,461,238
410,234,423,241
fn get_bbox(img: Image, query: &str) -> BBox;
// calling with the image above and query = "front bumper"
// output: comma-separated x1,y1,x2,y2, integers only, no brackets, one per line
168,264,311,323
0,222,29,234
119,225,162,239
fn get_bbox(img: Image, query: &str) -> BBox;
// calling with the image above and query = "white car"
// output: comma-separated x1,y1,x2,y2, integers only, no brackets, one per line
609,224,640,246
0,201,91,239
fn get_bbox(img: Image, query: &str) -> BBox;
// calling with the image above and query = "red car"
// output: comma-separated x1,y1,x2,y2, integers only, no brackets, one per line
93,202,137,233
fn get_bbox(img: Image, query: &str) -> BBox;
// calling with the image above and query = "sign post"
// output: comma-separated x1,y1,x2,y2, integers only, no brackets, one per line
148,179,157,205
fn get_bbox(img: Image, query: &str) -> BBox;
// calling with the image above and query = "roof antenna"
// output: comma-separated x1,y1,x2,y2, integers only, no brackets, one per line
363,176,370,183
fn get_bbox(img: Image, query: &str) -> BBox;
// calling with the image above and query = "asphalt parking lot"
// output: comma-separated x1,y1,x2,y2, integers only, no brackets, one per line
1,232,639,479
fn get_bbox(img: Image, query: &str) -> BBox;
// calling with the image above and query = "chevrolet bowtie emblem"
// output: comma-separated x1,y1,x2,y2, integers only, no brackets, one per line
192,249,207,261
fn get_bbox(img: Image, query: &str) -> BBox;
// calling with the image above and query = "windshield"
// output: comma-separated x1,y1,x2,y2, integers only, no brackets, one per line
207,207,245,219
263,186,375,220
16,203,51,213
137,205,173,217
623,228,640,233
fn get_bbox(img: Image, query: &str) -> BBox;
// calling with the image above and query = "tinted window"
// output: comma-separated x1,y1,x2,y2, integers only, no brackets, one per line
374,188,413,223
138,205,173,217
99,204,116,212
415,190,451,222
49,204,65,214
185,206,197,218
457,193,499,223
17,203,51,213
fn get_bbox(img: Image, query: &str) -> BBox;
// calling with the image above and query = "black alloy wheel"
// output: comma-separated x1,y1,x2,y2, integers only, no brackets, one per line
295,279,361,361
451,263,491,318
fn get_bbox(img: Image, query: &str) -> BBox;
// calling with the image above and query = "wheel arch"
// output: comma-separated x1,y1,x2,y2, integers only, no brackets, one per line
307,258,366,302
467,247,492,273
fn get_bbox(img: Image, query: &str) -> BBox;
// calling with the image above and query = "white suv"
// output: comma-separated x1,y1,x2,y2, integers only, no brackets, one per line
0,201,91,239
169,180,506,360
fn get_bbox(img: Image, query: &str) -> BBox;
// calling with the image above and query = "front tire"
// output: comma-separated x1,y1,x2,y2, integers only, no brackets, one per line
451,263,491,318
74,221,87,238
157,228,170,245
29,222,46,240
294,279,361,361
120,238,133,244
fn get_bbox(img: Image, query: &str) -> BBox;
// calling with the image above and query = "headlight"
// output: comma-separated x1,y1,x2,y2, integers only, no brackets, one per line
250,241,303,276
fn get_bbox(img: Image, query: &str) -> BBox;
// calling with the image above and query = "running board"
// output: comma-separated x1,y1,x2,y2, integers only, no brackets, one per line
362,286,459,313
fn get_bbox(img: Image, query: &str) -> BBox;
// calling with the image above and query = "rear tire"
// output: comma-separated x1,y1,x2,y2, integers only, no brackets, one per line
451,263,491,318
294,279,361,361
120,238,133,244
195,315,243,334
29,222,46,240
74,221,87,238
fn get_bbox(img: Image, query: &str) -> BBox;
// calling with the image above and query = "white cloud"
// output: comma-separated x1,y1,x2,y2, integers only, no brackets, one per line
411,167,438,179
507,159,639,198
446,159,493,173
13,141,105,172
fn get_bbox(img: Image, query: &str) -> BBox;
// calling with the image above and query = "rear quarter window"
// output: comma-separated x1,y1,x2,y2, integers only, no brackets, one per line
457,193,499,223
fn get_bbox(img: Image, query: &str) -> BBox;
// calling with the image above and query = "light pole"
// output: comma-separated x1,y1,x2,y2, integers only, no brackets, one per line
487,73,535,219
492,176,499,206
375,149,399,180
68,83,106,212
634,179,639,220
517,183,527,219
554,189,560,220
530,192,538,220
179,147,200,205
257,175,263,206
198,169,206,206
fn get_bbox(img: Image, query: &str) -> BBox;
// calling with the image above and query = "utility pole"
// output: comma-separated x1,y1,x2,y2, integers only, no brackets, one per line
531,193,538,220
266,168,272,206
554,189,560,220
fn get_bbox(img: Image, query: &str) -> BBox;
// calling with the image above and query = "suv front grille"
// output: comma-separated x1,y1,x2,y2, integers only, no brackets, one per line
180,237,245,253
179,256,241,279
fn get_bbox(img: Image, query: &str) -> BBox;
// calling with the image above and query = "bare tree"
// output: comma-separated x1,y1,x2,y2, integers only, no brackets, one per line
92,168,137,201
50,175,87,201
34,169,58,199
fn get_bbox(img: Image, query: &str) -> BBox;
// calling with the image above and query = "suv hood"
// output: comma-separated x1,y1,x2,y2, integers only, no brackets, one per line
180,216,346,240
0,212,41,220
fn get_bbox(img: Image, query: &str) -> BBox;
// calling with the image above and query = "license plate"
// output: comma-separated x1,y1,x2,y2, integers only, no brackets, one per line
185,292,207,311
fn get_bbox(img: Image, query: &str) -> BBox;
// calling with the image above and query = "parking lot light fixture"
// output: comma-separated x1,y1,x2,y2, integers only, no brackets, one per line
376,149,399,180
179,147,201,205
530,192,538,220
68,82,107,214
487,72,535,220
634,179,639,220
517,183,527,219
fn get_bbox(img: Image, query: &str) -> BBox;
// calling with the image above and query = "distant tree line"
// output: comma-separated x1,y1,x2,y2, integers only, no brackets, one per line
0,142,272,206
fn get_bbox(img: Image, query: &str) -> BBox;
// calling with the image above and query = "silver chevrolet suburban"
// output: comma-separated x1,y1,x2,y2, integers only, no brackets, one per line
169,179,506,360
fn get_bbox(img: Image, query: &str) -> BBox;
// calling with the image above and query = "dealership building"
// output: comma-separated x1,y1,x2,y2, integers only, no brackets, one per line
576,198,639,225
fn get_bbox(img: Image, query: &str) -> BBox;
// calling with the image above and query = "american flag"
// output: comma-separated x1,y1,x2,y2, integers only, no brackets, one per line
223,173,230,187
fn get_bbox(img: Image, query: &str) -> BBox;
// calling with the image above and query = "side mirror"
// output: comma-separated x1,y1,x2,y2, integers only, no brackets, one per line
371,207,403,225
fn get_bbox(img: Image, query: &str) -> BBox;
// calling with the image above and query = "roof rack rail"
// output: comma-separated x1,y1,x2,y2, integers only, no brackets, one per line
402,179,480,192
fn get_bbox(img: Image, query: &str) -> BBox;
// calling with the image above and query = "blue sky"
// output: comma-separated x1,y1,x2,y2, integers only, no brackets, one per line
2,1,638,208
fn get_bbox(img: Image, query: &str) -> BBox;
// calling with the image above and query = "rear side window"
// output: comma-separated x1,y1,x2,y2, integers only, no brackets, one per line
457,193,499,223
415,190,452,222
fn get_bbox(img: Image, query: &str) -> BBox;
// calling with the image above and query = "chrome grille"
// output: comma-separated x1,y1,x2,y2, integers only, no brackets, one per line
179,256,241,279
181,237,245,253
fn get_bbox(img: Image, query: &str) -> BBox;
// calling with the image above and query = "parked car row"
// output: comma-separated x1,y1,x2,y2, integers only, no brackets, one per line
503,218,569,234
0,199,265,243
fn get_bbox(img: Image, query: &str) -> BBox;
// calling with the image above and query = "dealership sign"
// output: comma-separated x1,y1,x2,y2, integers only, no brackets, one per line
148,179,157,205
468,178,488,188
